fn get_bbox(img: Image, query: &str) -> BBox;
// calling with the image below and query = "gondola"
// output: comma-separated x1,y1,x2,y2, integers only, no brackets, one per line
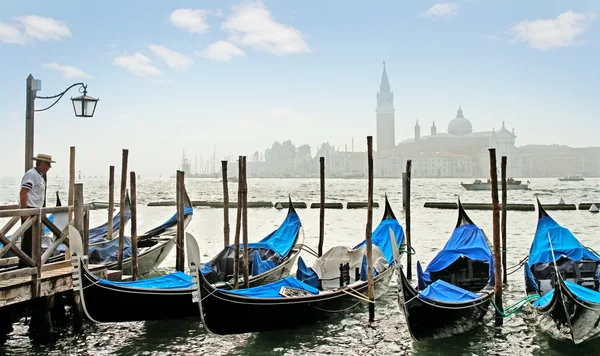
70,228,200,323
90,190,194,276
524,199,600,344
191,197,404,335
397,198,494,341
200,197,304,289
70,194,296,323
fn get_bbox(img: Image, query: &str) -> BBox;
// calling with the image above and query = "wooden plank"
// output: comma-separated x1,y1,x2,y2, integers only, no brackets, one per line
0,217,36,266
0,216,33,258
0,204,20,211
41,228,69,264
0,216,19,236
0,206,72,218
0,267,36,281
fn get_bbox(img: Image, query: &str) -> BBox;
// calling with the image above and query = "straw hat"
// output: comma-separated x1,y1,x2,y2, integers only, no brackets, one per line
32,153,56,163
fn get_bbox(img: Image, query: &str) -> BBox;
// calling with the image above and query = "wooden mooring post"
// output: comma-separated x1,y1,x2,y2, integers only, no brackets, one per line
366,136,375,322
175,170,185,272
68,146,76,221
233,157,243,289
107,165,115,240
222,160,230,248
318,157,325,257
501,156,508,283
130,171,139,280
117,149,129,270
241,156,250,289
405,159,412,280
489,148,504,326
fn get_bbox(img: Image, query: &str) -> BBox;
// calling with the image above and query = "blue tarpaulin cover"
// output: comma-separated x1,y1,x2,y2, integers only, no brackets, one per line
143,207,193,237
251,250,277,276
230,211,301,258
222,276,319,298
419,279,481,303
296,256,319,288
533,289,553,307
527,216,600,266
88,211,132,244
88,237,132,264
360,254,377,281
97,271,194,290
354,218,404,265
419,224,493,286
533,281,600,308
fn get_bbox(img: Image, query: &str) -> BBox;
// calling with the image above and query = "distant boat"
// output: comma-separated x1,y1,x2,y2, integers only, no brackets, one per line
460,178,529,191
559,176,584,181
590,203,599,214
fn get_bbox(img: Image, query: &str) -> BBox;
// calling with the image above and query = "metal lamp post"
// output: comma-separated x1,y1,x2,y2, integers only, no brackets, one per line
24,74,99,172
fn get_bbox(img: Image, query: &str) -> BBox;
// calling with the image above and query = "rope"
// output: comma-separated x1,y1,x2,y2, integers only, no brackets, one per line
398,246,416,255
491,294,540,318
301,245,319,258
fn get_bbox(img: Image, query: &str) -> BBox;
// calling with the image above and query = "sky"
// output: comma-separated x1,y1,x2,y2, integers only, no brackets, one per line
0,0,598,177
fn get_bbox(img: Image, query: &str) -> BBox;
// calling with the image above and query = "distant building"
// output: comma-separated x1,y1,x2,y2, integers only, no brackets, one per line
376,62,396,158
520,145,600,177
396,108,522,177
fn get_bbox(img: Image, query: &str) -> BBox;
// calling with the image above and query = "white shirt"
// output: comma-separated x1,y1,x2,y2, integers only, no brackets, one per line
21,168,46,208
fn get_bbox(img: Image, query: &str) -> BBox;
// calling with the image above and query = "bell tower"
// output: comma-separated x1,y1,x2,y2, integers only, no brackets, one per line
376,61,395,157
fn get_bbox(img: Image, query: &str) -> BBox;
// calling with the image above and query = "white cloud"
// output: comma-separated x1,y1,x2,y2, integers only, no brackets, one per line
43,63,93,79
198,40,245,61
14,15,72,41
0,22,25,45
113,53,163,77
421,3,460,18
169,8,212,33
149,44,194,70
511,11,596,50
222,1,310,55
270,107,316,121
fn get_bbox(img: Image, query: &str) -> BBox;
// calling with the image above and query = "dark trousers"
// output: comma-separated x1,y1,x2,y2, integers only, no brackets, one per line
18,214,34,268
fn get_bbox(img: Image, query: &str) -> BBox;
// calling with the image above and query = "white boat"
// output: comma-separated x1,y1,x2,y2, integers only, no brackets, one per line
460,178,529,191
590,203,599,214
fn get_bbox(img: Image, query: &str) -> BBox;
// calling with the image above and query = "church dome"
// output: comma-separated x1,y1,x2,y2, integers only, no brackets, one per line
448,106,472,136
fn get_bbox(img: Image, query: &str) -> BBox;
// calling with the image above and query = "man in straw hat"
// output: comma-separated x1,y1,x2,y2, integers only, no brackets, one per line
18,153,54,267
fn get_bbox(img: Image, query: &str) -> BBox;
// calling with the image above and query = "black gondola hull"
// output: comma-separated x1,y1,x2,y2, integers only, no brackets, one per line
76,257,198,322
398,267,492,341
199,266,395,335
528,278,600,344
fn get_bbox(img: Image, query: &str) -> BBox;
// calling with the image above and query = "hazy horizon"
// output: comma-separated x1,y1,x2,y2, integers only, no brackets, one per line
1,0,598,178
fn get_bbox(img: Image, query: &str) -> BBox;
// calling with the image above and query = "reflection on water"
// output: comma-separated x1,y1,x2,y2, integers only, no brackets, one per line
0,177,599,355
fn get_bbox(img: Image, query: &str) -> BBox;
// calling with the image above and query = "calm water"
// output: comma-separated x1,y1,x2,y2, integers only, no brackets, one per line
1,177,600,355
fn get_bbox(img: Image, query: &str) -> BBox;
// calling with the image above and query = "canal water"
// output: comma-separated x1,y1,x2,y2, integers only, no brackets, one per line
1,177,600,355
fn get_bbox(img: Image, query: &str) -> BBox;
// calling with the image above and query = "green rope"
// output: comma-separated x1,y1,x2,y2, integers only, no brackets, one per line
491,294,540,318
398,246,416,255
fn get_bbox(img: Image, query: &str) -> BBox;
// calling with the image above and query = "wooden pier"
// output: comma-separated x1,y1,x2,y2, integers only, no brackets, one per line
0,184,112,338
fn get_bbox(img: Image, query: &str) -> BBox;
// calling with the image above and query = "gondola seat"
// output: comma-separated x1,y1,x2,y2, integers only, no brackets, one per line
428,257,489,293
201,247,281,284
530,258,600,295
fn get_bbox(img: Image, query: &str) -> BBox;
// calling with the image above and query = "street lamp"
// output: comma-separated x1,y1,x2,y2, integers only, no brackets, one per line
24,74,99,171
